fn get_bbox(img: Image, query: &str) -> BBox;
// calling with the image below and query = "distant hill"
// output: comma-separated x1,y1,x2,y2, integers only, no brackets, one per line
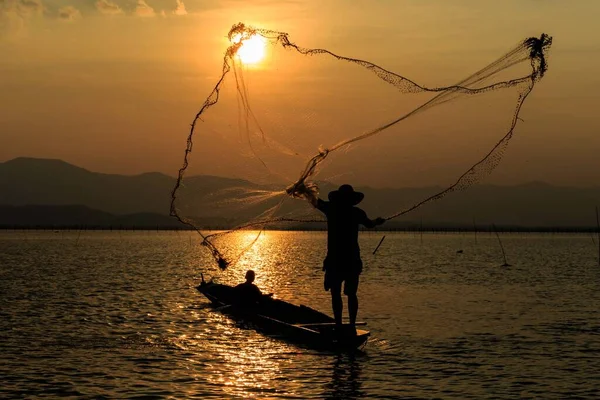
0,157,249,216
1,157,599,229
0,157,172,215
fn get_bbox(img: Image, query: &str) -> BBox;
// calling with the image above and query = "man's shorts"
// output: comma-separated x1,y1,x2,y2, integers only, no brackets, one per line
323,257,362,295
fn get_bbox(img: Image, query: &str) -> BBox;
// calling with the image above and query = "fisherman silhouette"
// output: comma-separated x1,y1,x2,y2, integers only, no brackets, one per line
307,184,385,333
234,270,263,306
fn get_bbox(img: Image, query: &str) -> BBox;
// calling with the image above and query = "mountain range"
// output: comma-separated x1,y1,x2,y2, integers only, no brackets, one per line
1,157,599,229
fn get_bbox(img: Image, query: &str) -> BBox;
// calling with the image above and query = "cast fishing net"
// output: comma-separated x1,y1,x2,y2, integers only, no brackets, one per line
170,23,552,269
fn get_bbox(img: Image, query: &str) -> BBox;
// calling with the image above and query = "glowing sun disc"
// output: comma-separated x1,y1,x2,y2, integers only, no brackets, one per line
235,34,266,65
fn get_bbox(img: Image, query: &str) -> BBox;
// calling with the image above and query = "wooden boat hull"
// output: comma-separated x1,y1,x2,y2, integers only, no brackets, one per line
197,281,369,350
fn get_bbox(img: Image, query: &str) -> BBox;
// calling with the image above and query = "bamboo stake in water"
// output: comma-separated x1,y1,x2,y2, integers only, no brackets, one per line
596,206,599,267
373,235,386,255
75,229,82,246
492,224,511,267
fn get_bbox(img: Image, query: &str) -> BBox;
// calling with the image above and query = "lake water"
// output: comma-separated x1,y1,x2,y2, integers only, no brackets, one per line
1,231,599,399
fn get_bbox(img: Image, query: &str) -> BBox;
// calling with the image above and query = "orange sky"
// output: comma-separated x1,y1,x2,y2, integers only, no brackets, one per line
1,0,599,187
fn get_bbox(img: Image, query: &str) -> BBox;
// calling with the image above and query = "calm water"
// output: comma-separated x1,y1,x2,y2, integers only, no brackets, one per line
1,231,599,399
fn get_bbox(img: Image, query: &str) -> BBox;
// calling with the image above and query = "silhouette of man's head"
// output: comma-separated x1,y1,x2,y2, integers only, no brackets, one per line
245,270,256,283
328,184,364,206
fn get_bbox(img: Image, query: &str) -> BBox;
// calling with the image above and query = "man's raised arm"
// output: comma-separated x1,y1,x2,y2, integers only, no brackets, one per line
286,180,325,211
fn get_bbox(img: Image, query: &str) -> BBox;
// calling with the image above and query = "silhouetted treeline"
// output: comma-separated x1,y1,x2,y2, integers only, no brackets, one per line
0,205,186,230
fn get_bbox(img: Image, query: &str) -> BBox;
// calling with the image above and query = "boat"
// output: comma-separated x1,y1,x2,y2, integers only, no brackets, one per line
197,277,370,350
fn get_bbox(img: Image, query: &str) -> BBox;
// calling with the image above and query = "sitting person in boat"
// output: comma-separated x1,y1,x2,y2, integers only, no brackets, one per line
304,184,384,333
233,270,268,306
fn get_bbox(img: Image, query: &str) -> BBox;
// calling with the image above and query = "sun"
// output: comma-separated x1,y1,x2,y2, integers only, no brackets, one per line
232,34,267,65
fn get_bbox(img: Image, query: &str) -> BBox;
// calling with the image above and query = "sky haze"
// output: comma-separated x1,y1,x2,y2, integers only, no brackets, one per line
1,0,599,187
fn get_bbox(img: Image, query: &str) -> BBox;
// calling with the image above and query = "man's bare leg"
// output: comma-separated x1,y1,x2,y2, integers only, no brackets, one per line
348,293,358,331
331,286,343,326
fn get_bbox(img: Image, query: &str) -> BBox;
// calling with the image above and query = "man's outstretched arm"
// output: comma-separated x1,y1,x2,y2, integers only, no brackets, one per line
361,212,386,229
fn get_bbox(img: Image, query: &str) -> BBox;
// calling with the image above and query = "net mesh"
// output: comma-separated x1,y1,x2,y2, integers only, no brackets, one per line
170,23,552,269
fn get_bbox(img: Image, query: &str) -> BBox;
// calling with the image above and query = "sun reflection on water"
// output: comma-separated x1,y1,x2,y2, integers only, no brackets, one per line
184,231,331,398
218,344,284,397
211,231,291,293
184,311,303,398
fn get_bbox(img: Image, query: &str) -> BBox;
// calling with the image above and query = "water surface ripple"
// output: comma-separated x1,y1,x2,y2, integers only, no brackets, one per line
1,231,599,398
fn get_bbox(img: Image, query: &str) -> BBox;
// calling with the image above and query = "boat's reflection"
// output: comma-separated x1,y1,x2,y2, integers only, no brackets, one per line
323,353,365,400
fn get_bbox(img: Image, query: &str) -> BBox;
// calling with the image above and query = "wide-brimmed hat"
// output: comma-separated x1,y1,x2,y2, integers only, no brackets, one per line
328,184,364,206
